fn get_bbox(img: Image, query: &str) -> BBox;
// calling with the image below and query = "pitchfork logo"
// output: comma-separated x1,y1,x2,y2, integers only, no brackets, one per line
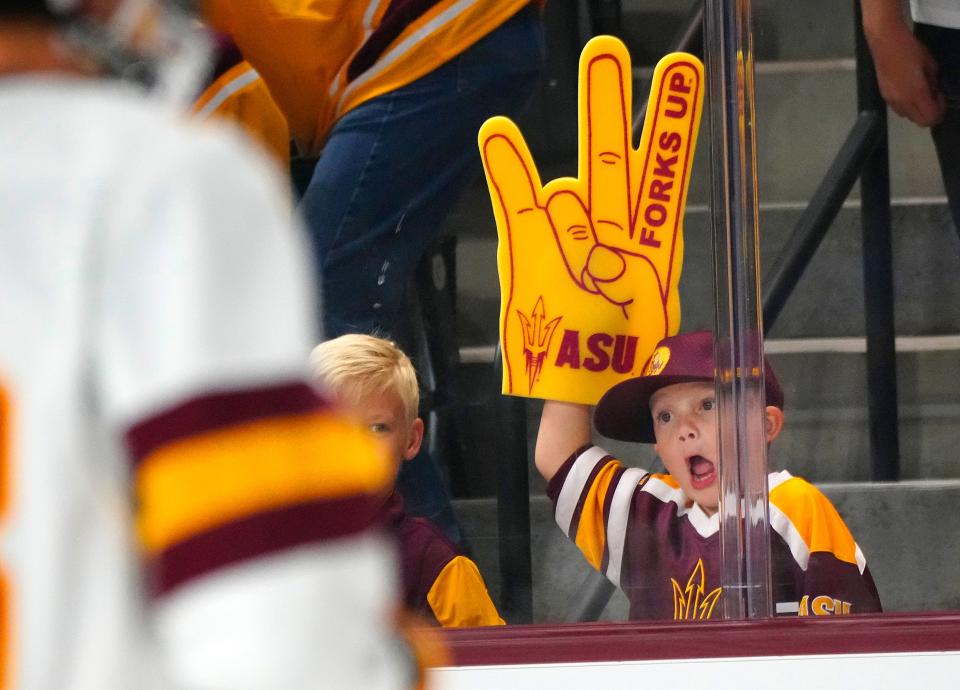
672,559,722,620
516,296,562,394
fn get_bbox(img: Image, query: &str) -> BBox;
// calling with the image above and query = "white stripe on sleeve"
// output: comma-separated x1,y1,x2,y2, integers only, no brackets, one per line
554,446,608,536
196,68,261,119
769,501,811,571
604,468,647,587
154,535,408,690
855,544,867,575
334,0,483,115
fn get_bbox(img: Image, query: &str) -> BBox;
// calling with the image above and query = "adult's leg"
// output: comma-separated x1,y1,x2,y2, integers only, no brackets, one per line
301,5,545,339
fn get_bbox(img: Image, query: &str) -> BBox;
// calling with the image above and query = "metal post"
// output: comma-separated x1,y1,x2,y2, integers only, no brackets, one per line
704,0,773,619
853,0,900,481
493,347,533,623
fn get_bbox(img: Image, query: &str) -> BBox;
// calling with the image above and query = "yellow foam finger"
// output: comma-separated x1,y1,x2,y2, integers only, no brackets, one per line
479,117,544,223
545,189,595,288
581,38,634,244
630,54,704,315
481,38,704,404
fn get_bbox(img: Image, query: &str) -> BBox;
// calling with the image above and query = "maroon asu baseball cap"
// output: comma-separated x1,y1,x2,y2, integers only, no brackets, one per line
594,330,784,443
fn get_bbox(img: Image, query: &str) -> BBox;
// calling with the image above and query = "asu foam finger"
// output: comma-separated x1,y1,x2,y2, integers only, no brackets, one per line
586,245,627,284
546,189,595,289
480,38,703,406
581,38,633,244
597,254,666,318
479,117,544,223
630,54,703,275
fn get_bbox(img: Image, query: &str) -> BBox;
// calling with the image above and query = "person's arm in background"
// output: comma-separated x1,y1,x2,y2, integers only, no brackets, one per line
535,401,593,483
861,0,946,126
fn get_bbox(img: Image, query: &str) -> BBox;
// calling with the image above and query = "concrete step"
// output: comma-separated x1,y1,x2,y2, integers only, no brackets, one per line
455,478,960,622
452,201,959,347
522,2,940,201
619,0,857,64
513,64,944,207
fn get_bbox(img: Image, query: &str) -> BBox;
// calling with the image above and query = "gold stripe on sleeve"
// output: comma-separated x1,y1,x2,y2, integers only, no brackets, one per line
573,460,621,570
136,411,391,554
770,477,859,566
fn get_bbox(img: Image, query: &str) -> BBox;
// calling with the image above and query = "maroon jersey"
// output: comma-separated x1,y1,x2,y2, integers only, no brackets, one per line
547,446,882,620
381,492,504,627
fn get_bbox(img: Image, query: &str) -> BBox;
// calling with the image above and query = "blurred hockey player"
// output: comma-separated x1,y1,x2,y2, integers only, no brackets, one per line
0,1,423,688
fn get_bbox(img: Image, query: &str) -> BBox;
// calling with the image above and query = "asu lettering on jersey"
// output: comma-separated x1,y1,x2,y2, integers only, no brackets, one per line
203,0,539,151
547,446,882,621
127,382,392,596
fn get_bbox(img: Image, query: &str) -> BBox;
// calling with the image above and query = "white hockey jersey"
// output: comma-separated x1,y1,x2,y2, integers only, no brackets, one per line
0,76,412,690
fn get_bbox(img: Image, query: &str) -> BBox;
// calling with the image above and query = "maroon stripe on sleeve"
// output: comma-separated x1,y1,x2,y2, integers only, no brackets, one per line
566,457,610,542
346,0,443,82
147,493,383,597
125,382,326,468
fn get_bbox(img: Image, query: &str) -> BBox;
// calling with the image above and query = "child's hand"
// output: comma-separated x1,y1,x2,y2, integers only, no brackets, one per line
479,37,703,404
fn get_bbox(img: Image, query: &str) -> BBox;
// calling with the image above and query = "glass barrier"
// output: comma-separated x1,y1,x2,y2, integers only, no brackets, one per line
432,0,960,632
704,0,773,620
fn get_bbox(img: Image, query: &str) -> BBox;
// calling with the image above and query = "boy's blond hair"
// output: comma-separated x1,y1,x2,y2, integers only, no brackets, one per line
310,334,420,423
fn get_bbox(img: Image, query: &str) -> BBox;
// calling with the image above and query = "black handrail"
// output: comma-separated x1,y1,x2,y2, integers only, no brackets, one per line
853,0,900,481
492,343,534,623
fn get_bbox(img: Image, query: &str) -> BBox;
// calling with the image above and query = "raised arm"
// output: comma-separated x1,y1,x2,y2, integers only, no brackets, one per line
860,0,945,126
535,400,593,482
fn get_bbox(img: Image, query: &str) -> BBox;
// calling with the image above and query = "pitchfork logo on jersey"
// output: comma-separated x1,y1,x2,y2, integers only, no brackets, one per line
672,559,722,620
516,296,562,394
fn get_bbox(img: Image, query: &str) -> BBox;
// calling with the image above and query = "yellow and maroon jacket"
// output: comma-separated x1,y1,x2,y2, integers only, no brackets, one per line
202,0,541,153
382,491,505,627
193,36,291,168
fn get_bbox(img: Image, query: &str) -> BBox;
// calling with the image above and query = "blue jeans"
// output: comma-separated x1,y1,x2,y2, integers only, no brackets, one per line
302,5,545,338
301,5,545,544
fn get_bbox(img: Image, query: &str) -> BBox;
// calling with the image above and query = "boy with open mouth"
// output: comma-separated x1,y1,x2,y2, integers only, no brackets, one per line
535,330,882,620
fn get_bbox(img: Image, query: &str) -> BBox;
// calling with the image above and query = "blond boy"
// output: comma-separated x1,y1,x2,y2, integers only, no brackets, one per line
311,334,505,627
536,330,881,620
